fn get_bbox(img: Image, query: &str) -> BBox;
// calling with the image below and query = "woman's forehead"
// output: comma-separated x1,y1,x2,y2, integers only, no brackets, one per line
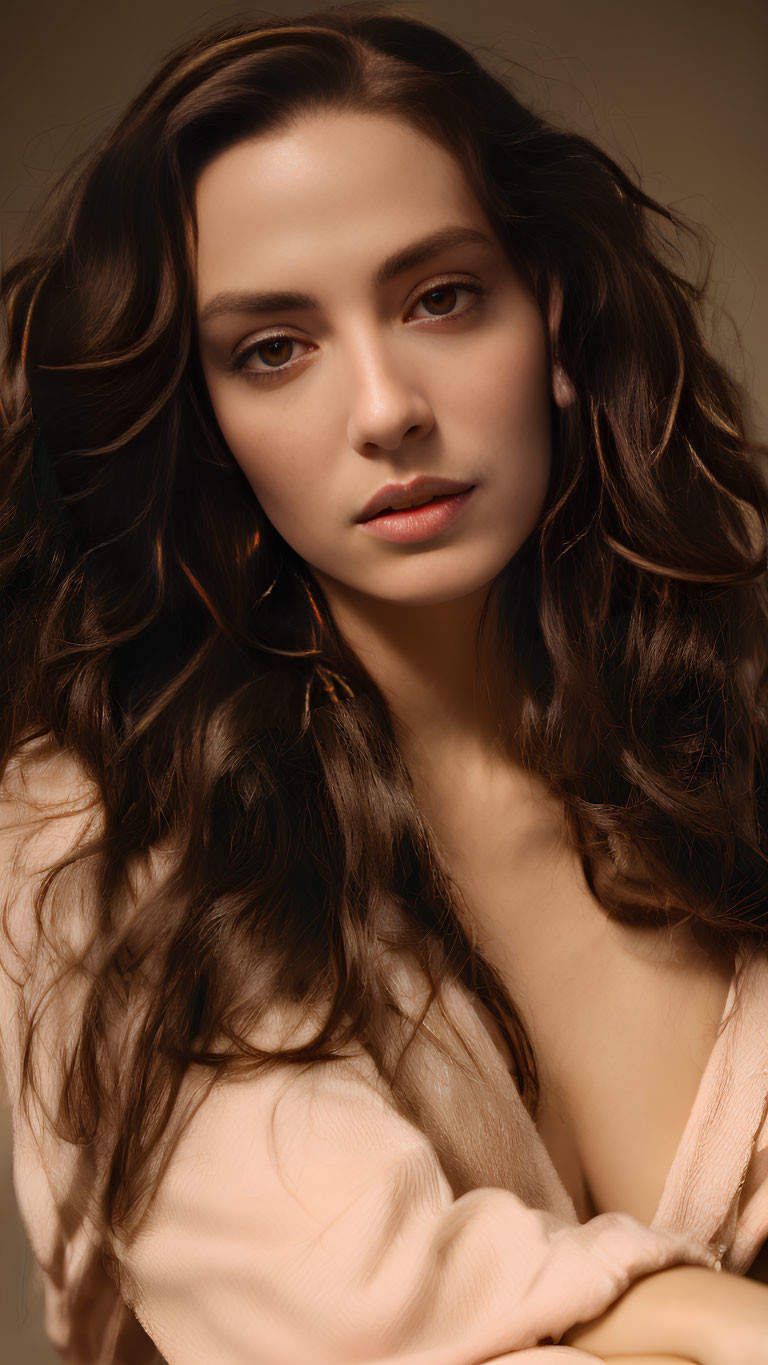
193,111,496,308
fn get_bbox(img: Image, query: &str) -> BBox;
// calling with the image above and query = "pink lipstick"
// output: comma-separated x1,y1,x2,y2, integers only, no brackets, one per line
358,487,475,543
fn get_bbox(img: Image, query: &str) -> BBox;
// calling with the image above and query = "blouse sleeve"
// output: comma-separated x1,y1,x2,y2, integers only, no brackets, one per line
0,750,719,1365
118,1038,718,1365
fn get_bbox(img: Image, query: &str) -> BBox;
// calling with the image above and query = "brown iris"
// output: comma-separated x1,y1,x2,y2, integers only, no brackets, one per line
422,285,457,315
257,337,295,367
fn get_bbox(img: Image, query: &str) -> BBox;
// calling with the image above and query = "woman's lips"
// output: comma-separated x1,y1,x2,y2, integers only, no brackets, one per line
358,487,475,544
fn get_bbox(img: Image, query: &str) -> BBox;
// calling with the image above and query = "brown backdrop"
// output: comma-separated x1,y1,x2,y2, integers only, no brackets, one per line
1,1,766,1359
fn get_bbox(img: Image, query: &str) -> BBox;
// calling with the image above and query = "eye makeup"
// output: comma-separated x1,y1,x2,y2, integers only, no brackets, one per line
226,277,488,383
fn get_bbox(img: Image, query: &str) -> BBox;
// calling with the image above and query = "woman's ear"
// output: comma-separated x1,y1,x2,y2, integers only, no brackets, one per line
548,280,575,409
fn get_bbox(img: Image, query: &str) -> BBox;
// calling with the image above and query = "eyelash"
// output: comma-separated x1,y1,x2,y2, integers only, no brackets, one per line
229,278,487,382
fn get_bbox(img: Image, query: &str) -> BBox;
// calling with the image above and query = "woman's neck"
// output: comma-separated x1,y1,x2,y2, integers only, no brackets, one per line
311,571,514,771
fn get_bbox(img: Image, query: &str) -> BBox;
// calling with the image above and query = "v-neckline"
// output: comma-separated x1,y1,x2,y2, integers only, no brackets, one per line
528,943,768,1266
527,945,756,1230
457,941,768,1259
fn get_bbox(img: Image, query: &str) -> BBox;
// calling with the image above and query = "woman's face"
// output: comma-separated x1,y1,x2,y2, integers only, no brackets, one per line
195,110,565,610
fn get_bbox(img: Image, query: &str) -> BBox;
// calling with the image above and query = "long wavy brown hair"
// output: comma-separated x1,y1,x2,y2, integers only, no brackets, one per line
1,2,767,1238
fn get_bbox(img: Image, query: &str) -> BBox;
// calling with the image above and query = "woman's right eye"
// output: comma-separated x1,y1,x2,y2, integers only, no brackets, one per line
231,334,310,381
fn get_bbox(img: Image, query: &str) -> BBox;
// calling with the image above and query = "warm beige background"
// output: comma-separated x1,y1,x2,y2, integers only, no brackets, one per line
1,1,766,1359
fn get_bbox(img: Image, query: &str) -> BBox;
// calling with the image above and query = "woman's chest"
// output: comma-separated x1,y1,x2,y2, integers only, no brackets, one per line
419,766,733,1224
528,997,726,1225
470,952,731,1225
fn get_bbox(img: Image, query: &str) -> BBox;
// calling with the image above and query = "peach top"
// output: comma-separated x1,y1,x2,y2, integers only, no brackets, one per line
2,759,768,1363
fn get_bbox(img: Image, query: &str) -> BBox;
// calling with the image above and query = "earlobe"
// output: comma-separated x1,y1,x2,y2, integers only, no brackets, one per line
552,359,576,408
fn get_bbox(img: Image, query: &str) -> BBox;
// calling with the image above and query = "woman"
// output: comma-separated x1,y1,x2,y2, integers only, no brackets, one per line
1,5,767,1361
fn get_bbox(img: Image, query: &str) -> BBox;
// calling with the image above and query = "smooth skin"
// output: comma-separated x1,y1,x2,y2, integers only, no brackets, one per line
196,109,570,766
562,1262,768,1362
193,110,768,1361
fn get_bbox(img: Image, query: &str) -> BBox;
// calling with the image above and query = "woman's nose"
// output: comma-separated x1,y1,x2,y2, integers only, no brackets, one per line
344,337,435,454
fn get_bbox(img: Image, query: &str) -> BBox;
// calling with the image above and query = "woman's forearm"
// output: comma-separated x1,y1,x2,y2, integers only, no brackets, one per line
561,1262,768,1363
562,1264,702,1357
603,1358,699,1364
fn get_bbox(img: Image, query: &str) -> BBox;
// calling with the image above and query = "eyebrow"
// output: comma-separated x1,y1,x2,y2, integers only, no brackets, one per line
198,226,496,324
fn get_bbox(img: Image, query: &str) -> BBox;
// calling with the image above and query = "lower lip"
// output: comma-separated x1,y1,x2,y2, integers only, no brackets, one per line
358,488,475,543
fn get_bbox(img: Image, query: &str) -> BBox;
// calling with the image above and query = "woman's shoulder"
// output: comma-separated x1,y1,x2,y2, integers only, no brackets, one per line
0,733,99,827
0,735,103,964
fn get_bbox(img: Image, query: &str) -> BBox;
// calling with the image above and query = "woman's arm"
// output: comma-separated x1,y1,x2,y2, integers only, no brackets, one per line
562,1262,768,1363
114,1038,721,1365
0,750,748,1365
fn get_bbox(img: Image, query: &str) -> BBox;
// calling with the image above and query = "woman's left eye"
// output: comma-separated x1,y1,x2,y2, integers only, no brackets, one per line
410,281,484,320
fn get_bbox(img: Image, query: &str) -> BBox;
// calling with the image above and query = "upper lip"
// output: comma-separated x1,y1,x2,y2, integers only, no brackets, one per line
357,475,475,522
